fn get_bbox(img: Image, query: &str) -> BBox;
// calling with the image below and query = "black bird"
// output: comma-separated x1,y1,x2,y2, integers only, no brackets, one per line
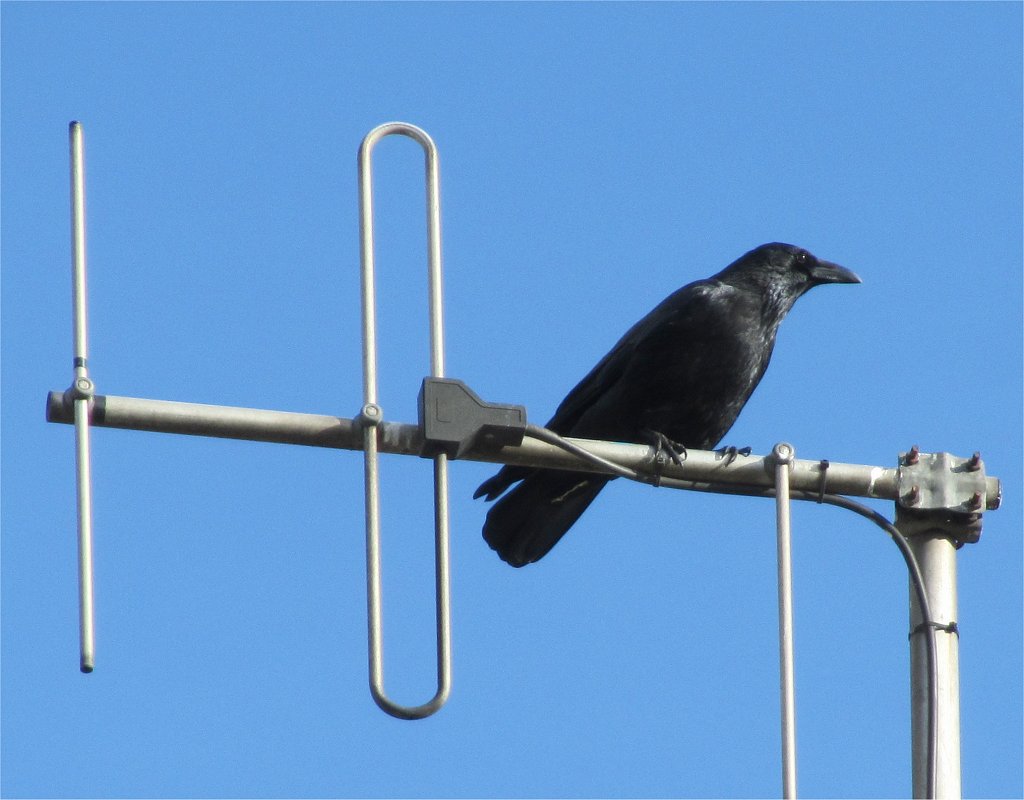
474,242,860,567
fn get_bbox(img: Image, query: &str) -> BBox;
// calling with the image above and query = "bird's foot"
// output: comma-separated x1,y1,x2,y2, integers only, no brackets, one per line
641,429,687,486
715,444,753,465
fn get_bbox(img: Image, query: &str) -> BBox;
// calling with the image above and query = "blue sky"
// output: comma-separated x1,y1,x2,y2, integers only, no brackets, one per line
2,2,1021,798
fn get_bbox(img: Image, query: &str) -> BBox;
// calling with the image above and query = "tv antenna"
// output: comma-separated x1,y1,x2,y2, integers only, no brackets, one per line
48,121,1001,799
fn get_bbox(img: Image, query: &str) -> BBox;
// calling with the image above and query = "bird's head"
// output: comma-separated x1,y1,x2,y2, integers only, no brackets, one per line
720,242,861,318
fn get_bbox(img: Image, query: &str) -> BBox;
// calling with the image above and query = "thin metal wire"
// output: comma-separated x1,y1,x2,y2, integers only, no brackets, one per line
69,121,96,673
357,122,451,720
773,443,798,799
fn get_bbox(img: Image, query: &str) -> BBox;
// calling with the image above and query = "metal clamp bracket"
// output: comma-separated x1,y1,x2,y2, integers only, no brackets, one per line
357,122,452,720
896,447,991,544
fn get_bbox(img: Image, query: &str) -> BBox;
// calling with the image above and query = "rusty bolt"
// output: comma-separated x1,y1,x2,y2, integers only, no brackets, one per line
966,491,983,510
905,485,921,506
905,445,920,466
966,452,982,472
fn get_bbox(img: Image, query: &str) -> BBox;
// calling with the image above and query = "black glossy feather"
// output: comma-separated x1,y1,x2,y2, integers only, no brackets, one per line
476,242,860,566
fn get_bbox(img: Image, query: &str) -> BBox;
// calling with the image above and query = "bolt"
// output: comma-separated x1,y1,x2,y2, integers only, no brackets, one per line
70,377,94,400
966,491,983,510
772,442,794,464
360,403,382,425
905,485,921,506
965,452,982,472
905,445,920,466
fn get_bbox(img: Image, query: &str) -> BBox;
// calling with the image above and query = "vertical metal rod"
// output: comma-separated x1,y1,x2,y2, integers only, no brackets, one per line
423,131,445,379
356,122,451,720
773,442,797,799
362,414,384,696
422,129,452,709
69,121,96,673
432,455,452,696
908,534,960,799
73,400,96,672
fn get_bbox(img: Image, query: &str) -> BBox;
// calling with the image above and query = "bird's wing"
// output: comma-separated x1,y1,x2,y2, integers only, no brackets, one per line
544,280,721,434
474,280,729,502
543,336,635,433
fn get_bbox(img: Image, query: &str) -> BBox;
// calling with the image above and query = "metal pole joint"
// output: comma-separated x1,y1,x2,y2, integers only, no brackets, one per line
772,441,795,468
358,403,383,427
63,376,96,414
896,447,994,545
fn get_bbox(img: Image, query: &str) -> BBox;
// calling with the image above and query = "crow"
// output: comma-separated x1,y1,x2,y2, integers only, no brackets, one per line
474,242,860,567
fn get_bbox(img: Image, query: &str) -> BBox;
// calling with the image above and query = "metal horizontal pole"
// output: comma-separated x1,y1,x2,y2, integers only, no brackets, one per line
46,390,1001,507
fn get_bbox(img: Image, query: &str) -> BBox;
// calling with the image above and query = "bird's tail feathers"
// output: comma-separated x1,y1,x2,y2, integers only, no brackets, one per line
473,464,532,501
482,470,611,567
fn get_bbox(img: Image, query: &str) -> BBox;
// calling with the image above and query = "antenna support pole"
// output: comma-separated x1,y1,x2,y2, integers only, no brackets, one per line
905,533,960,800
895,447,980,799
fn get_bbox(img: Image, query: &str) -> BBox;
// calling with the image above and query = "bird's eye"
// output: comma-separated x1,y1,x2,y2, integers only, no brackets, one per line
796,251,810,266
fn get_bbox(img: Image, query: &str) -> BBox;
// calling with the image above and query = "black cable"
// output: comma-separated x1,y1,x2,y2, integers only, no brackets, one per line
523,425,940,799
524,424,643,481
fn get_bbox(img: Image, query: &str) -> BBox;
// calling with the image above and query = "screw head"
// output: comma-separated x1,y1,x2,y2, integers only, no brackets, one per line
772,442,794,463
70,377,94,399
360,403,382,425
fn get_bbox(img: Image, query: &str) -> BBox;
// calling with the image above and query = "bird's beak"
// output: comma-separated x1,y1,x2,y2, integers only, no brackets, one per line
810,259,861,285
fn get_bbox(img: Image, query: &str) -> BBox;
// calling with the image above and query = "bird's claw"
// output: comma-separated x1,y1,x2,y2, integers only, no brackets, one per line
715,444,752,465
642,429,687,486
